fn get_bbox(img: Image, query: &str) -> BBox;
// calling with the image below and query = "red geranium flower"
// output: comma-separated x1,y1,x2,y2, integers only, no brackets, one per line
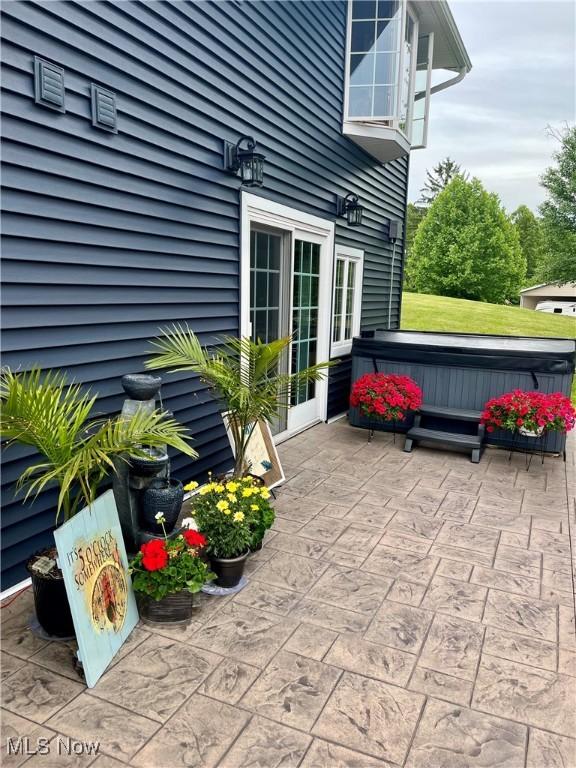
350,373,422,422
140,539,168,571
183,530,207,549
481,390,576,435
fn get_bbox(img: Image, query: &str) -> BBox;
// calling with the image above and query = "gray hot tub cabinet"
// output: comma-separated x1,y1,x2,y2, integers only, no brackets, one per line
349,331,576,454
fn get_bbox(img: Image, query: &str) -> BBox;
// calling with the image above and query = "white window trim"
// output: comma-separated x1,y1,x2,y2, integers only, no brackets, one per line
331,245,364,358
411,31,434,150
240,192,335,433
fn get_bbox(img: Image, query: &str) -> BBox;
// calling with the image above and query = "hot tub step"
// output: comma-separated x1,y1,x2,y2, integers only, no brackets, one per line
419,405,482,422
404,427,483,463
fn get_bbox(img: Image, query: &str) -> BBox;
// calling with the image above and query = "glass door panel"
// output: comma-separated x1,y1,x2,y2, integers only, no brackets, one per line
250,227,289,434
250,230,282,344
249,225,327,437
291,239,320,406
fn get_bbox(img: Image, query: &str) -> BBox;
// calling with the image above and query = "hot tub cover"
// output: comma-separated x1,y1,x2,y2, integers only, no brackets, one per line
352,331,576,374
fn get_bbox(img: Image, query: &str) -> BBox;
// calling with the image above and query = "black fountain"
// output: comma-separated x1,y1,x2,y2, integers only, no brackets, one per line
113,374,183,552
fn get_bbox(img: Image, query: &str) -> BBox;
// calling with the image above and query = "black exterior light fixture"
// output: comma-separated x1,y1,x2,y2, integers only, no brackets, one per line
336,192,363,226
223,135,265,187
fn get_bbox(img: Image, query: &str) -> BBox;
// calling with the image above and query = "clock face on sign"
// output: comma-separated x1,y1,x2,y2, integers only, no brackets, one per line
90,562,128,633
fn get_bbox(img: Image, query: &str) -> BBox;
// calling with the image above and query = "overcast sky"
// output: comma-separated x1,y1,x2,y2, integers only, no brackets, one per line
407,0,575,213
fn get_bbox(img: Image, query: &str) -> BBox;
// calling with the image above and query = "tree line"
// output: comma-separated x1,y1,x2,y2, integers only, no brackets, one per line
404,125,575,304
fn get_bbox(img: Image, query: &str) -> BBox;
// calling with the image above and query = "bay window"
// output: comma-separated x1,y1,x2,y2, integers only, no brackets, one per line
346,0,420,139
341,0,471,163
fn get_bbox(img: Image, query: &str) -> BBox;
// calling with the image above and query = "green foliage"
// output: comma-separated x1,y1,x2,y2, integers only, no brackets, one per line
249,502,276,550
410,177,526,304
511,205,545,282
146,327,331,475
403,203,427,291
191,476,271,558
538,126,576,283
130,532,214,600
0,367,197,523
418,157,468,206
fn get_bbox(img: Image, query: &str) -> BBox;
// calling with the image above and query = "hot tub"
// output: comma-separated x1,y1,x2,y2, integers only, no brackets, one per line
350,330,576,454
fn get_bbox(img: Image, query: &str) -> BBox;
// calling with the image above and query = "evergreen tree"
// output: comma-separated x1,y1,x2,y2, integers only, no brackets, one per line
511,205,545,283
538,126,576,283
418,157,468,206
410,177,526,304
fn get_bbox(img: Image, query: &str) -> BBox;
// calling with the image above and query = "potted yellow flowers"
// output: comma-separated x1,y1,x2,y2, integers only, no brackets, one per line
191,476,273,587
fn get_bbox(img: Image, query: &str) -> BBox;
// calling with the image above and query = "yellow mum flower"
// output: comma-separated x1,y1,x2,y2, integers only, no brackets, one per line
260,488,271,499
227,493,237,503
233,511,245,522
215,484,225,493
250,504,259,511
226,481,239,493
223,507,232,515
199,485,212,496
183,480,199,492
216,500,229,512
242,488,253,498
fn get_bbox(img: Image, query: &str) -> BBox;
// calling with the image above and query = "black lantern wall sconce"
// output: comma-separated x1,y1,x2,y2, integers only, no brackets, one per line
336,192,363,226
223,135,265,187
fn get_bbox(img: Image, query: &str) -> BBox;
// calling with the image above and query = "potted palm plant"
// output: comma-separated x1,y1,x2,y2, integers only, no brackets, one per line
0,367,197,638
145,327,331,476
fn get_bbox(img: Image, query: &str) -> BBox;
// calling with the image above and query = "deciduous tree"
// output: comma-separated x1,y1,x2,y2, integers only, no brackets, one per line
410,177,526,304
511,205,545,283
538,125,576,283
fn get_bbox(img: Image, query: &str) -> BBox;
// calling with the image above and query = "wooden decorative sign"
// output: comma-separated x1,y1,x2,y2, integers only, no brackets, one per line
223,413,285,489
54,490,139,687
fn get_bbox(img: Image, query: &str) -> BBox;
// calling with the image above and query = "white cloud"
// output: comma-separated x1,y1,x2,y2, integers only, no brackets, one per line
408,0,575,212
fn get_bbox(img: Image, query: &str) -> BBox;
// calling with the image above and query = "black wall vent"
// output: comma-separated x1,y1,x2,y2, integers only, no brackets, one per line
91,84,118,133
34,57,65,112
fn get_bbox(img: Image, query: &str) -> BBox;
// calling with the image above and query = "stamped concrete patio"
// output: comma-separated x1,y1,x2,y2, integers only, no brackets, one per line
2,418,575,768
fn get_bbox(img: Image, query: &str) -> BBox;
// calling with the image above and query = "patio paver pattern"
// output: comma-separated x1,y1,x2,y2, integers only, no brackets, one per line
2,419,575,767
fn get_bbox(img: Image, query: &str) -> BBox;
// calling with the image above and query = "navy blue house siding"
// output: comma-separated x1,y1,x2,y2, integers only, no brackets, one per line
0,0,407,589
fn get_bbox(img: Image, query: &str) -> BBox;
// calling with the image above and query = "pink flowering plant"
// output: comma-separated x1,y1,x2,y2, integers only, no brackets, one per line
350,373,422,421
481,390,576,435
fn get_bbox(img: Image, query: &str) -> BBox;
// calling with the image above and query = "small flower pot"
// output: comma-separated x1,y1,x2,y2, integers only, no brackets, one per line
141,478,184,533
137,590,194,624
209,551,250,588
26,549,75,638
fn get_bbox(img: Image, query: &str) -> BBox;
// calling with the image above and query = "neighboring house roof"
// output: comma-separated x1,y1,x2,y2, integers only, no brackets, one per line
520,281,576,295
415,0,472,73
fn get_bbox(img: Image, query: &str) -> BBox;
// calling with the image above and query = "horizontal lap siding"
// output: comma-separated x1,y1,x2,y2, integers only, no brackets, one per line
0,0,408,588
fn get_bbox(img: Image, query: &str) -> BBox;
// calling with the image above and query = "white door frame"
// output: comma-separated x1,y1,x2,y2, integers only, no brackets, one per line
240,192,334,441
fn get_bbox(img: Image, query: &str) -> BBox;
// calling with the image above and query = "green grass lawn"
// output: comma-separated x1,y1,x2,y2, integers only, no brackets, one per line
401,292,576,402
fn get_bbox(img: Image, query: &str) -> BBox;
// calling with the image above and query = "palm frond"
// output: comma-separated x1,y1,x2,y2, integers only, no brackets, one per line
1,367,198,522
145,327,334,474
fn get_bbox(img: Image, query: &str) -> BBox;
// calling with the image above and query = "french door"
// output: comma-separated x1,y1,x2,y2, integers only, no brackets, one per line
243,196,333,440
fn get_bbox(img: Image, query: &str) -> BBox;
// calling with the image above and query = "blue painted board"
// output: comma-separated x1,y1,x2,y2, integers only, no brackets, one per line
54,490,139,688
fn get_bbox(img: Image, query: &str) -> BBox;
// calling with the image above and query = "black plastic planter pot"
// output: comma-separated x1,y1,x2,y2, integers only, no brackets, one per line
209,551,249,588
26,554,75,638
138,591,194,624
141,478,184,533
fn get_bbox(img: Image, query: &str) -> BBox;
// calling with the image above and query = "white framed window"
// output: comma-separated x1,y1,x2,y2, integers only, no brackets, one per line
331,245,364,357
345,1,418,134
